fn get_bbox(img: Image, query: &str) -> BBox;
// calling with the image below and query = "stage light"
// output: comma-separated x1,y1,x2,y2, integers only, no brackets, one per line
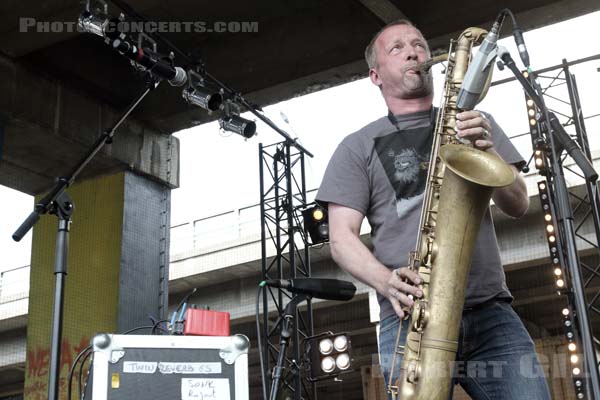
319,338,333,355
333,335,348,352
533,150,546,169
571,355,579,364
569,343,577,352
335,353,351,370
556,279,564,288
321,356,336,373
219,115,256,139
573,367,581,376
307,332,352,381
544,214,552,222
547,225,554,233
302,204,329,245
182,86,223,112
562,308,570,316
554,268,562,276
78,10,110,38
312,208,325,222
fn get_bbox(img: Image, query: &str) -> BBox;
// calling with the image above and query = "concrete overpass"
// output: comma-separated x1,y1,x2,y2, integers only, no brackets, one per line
2,0,600,399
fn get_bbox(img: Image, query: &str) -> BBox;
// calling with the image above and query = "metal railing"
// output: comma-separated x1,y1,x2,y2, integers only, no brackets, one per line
0,265,30,304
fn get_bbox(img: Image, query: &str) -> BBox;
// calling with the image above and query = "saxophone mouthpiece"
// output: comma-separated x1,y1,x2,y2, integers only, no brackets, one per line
418,53,448,73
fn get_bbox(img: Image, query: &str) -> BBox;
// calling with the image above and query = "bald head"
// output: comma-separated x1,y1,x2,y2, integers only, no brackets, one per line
365,19,428,69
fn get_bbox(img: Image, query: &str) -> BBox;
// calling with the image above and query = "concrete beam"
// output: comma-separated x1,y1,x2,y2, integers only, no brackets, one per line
0,53,179,195
356,0,409,24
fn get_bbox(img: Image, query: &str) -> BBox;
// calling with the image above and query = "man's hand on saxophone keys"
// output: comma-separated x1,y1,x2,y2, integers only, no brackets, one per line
387,267,423,319
456,111,494,151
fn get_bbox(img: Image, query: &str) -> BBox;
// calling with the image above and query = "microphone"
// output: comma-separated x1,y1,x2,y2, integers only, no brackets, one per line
112,37,187,86
512,25,530,69
264,278,356,301
456,13,505,110
79,12,187,86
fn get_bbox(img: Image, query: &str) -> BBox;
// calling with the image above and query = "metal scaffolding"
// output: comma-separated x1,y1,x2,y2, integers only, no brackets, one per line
522,55,600,399
259,140,316,400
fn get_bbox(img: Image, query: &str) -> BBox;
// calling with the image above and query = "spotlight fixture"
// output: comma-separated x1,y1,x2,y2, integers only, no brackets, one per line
78,11,110,37
78,0,111,38
534,149,547,171
302,204,329,245
219,115,256,139
307,332,352,381
182,86,223,112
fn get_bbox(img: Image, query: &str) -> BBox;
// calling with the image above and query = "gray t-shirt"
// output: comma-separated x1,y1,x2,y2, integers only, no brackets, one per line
316,108,525,321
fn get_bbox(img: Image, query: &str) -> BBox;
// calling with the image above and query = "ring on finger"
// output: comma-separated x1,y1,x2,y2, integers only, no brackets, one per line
482,128,490,138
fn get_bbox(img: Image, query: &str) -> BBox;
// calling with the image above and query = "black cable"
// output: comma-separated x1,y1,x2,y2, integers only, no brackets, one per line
78,349,94,400
502,8,531,69
121,325,154,334
121,325,168,335
80,352,94,400
67,346,92,400
152,319,169,335
256,283,269,400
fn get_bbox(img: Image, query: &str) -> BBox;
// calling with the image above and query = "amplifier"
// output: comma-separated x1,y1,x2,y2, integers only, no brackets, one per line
89,333,249,400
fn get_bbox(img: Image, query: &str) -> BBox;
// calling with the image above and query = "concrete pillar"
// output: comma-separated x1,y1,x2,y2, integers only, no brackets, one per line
23,171,170,399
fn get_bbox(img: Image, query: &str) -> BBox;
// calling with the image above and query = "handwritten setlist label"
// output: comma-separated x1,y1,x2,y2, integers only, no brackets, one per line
181,378,230,400
122,362,222,375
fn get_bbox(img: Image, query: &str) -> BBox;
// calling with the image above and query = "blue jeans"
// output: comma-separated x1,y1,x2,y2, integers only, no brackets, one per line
379,301,551,400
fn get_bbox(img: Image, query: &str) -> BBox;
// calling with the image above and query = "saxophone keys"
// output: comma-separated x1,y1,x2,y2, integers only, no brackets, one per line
407,360,421,384
411,300,429,331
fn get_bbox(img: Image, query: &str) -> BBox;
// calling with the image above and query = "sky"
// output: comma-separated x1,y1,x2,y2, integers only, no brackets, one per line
1,11,599,273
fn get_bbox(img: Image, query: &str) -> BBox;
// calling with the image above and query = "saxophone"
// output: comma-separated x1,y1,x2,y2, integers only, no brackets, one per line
387,28,516,400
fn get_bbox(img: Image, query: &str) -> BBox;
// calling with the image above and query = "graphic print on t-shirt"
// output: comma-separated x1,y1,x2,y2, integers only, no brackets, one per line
373,126,432,218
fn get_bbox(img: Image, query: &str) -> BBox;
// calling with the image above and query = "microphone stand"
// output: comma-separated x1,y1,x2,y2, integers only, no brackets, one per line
498,48,600,398
12,80,159,400
270,293,308,400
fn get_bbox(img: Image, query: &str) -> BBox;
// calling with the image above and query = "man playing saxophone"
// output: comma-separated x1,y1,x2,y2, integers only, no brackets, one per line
316,20,551,399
